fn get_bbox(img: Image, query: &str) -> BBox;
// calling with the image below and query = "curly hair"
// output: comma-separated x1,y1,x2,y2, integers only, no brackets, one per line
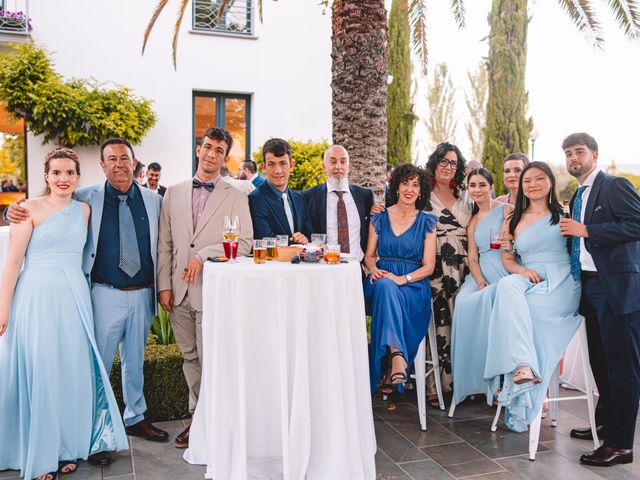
388,163,432,211
425,142,467,198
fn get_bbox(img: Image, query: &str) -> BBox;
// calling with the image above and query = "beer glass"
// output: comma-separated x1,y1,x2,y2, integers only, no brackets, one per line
253,239,267,264
311,233,326,249
265,237,277,260
276,235,289,247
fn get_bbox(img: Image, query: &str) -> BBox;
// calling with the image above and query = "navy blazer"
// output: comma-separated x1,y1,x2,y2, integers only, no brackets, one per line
571,171,640,315
248,181,312,239
301,182,374,253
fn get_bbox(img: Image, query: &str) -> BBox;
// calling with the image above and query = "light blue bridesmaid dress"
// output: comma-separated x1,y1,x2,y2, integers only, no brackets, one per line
364,210,438,394
483,215,582,432
0,201,128,479
451,204,509,406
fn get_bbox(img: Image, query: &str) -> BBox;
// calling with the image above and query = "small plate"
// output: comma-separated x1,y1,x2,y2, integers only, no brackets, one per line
340,253,355,260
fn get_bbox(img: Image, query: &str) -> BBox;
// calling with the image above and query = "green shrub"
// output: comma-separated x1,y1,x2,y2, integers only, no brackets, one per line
151,304,175,345
109,341,188,422
253,139,329,191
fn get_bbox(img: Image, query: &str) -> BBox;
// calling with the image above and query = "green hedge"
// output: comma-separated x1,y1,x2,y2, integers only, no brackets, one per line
109,341,189,422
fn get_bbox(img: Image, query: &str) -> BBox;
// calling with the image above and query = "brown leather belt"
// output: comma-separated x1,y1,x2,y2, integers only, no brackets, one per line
96,282,154,291
581,271,598,278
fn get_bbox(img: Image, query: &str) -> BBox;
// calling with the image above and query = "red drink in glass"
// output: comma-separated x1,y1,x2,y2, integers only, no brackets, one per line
490,241,501,250
231,241,239,260
223,241,232,259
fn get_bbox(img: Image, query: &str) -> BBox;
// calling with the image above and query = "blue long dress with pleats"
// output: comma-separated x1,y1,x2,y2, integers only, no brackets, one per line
0,200,128,480
364,210,438,394
483,215,582,432
451,204,509,405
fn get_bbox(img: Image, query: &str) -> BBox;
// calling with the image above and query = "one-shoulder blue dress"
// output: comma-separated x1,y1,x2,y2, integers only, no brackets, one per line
451,204,509,406
0,201,128,479
364,210,438,394
483,215,582,431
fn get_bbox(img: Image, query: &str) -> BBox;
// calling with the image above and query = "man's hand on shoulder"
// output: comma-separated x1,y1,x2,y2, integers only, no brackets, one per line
5,198,29,224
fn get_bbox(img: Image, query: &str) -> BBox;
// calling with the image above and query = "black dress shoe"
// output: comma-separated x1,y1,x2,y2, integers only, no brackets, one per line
570,425,604,441
580,446,633,467
125,418,169,442
87,451,112,466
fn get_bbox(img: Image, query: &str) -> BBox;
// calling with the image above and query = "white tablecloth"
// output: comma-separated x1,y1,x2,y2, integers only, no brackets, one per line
184,257,376,480
0,226,9,275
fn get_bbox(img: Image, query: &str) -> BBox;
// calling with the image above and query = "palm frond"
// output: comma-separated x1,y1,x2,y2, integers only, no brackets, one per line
408,0,428,75
214,0,232,28
171,0,190,68
142,0,171,55
259,0,264,22
450,0,466,29
556,0,604,48
602,0,640,40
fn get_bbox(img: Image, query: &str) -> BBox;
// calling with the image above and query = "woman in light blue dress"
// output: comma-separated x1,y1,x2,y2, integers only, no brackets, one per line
0,149,127,480
450,169,510,407
364,164,438,395
484,162,582,432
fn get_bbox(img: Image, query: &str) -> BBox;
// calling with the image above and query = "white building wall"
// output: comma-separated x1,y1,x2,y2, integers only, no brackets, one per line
25,0,332,194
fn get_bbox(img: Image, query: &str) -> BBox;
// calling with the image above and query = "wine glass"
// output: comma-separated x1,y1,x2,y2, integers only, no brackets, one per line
223,216,240,262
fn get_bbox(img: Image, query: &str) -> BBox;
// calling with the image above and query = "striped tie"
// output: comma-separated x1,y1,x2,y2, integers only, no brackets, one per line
118,194,141,278
570,186,587,281
335,191,350,254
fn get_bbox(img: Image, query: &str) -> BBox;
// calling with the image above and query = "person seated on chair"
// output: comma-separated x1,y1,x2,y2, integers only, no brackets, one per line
248,138,312,244
484,162,583,432
363,163,437,396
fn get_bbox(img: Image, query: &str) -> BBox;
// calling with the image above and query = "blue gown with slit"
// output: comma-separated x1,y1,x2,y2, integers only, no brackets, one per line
364,210,438,394
451,204,509,405
483,215,582,432
0,201,128,479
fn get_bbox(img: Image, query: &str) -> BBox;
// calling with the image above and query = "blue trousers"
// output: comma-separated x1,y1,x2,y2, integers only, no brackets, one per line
91,284,154,426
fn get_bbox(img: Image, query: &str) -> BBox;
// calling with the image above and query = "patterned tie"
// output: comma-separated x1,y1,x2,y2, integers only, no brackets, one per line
118,194,141,278
570,186,587,281
335,191,350,254
282,192,295,234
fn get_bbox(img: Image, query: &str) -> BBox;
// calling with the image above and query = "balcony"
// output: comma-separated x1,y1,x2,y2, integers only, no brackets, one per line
192,0,254,37
0,0,31,37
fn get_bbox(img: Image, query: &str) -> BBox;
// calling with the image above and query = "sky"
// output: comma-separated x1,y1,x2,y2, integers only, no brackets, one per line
410,0,640,172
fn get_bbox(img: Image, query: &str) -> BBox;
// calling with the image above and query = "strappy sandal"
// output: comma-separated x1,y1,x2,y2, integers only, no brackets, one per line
58,460,78,475
35,473,57,480
389,351,407,385
427,395,441,409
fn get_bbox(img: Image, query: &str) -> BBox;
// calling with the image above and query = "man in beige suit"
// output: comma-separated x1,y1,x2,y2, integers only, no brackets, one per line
157,127,253,448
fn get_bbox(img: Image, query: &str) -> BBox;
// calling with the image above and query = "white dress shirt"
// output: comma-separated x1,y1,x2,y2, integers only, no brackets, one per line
326,181,364,261
578,168,600,272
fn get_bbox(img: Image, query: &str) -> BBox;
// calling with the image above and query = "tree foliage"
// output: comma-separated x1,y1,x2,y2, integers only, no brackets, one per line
253,139,329,191
482,0,529,196
0,43,156,148
465,61,487,162
0,134,24,180
425,63,458,150
387,0,416,165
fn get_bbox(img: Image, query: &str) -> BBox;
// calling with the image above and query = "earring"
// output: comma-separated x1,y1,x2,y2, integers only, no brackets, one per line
431,177,437,186
449,180,457,189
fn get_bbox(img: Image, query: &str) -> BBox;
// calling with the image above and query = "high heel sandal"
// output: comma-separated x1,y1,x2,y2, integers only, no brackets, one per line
58,460,78,476
389,351,407,385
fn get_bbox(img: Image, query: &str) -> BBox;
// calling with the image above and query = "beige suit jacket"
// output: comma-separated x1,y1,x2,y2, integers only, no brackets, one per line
157,178,253,311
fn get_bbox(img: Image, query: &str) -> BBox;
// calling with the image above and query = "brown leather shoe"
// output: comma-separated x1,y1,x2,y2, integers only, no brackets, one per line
580,446,633,467
174,425,191,449
570,425,605,441
87,451,112,466
125,418,169,442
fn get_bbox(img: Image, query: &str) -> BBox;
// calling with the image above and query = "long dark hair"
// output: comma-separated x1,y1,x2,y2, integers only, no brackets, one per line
508,161,562,235
425,142,467,199
388,163,432,211
467,168,494,216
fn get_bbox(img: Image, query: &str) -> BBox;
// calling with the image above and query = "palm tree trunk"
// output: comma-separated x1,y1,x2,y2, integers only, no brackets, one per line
331,0,388,201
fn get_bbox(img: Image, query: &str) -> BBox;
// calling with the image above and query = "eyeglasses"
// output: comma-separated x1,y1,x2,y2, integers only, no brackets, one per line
437,159,458,169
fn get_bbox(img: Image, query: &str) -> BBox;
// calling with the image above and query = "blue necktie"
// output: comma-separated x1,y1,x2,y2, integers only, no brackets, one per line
118,194,141,278
570,186,587,280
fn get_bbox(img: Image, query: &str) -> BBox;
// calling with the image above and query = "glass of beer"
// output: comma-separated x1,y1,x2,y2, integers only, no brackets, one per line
276,235,289,247
223,216,240,262
324,243,341,264
253,239,267,264
265,237,277,260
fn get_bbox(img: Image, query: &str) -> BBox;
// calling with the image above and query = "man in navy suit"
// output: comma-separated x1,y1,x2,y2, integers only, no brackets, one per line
559,132,640,467
238,159,266,188
248,138,311,243
302,145,374,261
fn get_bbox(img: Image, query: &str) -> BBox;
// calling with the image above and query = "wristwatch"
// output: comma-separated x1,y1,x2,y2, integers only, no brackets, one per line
405,274,412,284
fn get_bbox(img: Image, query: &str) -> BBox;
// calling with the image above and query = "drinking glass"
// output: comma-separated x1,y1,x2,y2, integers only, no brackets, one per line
311,233,327,249
265,237,277,260
276,235,289,247
253,239,267,264
223,216,240,262
324,243,341,264
489,228,501,250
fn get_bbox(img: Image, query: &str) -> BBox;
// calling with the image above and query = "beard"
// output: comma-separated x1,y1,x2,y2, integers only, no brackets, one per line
568,162,594,178
327,175,349,191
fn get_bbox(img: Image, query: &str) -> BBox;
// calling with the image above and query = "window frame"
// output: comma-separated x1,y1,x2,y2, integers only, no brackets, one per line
191,0,254,37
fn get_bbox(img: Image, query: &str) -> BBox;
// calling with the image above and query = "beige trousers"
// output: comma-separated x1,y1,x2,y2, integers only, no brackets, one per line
170,296,203,414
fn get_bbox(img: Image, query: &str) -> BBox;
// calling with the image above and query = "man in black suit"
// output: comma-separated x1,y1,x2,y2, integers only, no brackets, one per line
302,145,374,261
559,132,640,467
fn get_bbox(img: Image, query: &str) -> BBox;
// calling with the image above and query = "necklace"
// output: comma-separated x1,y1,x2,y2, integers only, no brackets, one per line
397,208,416,224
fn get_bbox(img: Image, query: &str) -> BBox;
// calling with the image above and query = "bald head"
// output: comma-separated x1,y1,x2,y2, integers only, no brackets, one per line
323,145,350,186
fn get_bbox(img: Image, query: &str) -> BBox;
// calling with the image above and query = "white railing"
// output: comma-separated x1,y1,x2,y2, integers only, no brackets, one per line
0,0,30,35
193,0,253,36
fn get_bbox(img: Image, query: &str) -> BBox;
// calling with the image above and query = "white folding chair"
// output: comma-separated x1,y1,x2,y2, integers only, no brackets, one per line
490,318,599,460
411,300,445,431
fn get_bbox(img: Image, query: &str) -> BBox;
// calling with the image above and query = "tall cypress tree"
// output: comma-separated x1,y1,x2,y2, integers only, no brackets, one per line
482,0,529,195
387,0,415,165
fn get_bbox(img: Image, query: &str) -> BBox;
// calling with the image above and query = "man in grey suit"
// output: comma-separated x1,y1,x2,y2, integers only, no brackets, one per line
6,138,169,465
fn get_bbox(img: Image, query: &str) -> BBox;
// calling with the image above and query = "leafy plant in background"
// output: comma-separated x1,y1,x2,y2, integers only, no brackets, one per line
151,305,175,345
253,139,329,191
0,43,156,147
